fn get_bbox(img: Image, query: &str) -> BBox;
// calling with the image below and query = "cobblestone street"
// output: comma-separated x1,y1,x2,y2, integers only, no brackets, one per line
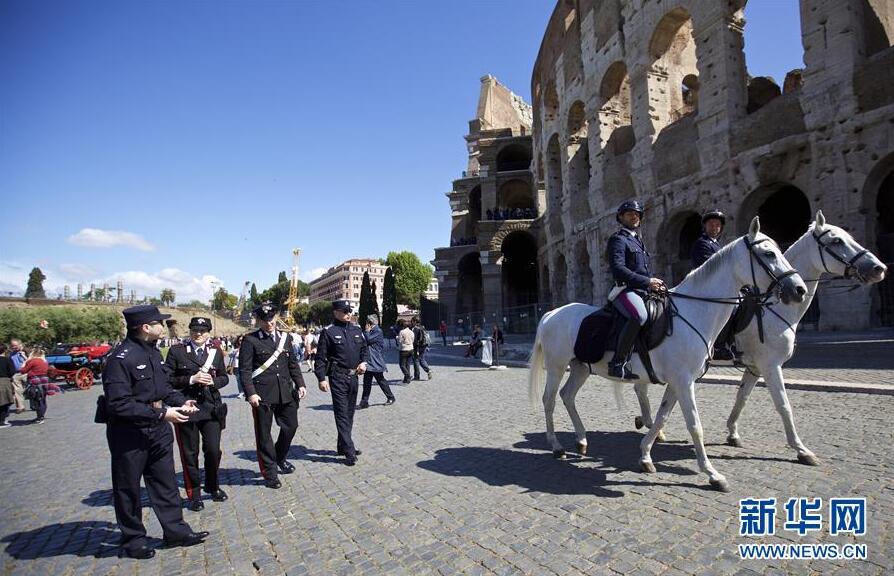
1,353,891,575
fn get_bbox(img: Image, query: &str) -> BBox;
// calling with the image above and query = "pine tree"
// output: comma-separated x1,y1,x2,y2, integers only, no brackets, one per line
249,283,259,307
358,271,372,326
382,267,398,331
278,271,288,284
371,280,381,319
25,267,47,299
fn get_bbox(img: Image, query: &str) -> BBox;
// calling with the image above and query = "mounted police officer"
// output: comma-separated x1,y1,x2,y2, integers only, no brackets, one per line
690,210,726,268
238,302,306,489
165,316,229,511
314,300,368,466
101,305,208,559
606,200,666,380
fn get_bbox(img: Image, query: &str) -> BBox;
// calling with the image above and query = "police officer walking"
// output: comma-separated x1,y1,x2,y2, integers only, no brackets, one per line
239,302,306,489
314,300,368,466
606,200,666,380
101,305,209,559
690,210,726,268
165,316,229,511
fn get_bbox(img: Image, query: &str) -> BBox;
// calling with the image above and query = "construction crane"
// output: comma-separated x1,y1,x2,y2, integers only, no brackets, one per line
279,248,301,331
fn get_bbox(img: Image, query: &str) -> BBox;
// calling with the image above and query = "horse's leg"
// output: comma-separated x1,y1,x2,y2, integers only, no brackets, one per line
639,386,677,474
676,383,729,492
633,382,667,442
543,365,567,459
763,365,818,465
560,362,590,455
726,370,761,447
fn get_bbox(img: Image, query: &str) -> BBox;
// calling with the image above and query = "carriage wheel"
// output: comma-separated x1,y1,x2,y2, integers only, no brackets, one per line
75,368,94,390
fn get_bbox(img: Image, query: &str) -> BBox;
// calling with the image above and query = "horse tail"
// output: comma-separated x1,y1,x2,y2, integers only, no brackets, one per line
612,382,626,412
528,322,545,409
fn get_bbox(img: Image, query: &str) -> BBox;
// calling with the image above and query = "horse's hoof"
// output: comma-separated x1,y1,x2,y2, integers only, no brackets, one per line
553,449,566,460
656,430,667,443
640,461,656,474
710,478,731,492
797,453,820,466
634,416,644,430
576,441,587,455
726,436,743,448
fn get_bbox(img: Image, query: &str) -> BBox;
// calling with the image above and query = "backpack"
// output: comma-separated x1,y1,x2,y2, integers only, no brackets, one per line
418,327,431,346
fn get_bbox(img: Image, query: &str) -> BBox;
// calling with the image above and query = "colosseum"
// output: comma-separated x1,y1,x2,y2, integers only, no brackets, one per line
437,0,893,331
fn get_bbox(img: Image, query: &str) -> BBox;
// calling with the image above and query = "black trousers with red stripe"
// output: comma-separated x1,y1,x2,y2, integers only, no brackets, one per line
174,419,222,499
251,402,298,480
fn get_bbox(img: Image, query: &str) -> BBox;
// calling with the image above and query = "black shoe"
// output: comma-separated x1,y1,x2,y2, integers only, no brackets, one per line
163,531,209,548
264,478,282,489
358,402,369,409
385,398,395,405
120,545,155,559
345,457,357,466
712,346,734,361
413,377,421,381
607,362,639,380
402,379,411,384
337,448,362,457
187,498,204,512
427,371,433,380
277,460,295,475
206,488,228,502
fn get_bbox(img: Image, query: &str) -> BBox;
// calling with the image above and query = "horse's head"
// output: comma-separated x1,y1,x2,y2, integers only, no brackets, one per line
811,210,887,284
743,217,808,305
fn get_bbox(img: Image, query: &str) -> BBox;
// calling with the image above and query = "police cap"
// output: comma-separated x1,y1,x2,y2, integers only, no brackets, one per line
188,316,212,331
332,300,353,313
252,301,278,321
122,305,171,328
702,210,726,226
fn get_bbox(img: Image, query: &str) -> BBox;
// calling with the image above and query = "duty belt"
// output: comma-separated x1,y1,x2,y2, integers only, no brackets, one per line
330,365,358,376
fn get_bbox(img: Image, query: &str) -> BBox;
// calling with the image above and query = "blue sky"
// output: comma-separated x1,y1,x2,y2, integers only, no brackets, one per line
0,0,803,303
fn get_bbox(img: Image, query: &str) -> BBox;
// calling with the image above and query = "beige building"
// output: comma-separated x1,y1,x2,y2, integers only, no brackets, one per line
531,0,894,329
308,259,387,311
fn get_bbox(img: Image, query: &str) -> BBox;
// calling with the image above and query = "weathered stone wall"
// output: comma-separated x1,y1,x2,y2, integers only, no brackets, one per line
532,0,894,329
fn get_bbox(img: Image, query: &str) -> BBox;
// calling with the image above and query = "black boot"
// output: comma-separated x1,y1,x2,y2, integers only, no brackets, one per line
608,319,641,380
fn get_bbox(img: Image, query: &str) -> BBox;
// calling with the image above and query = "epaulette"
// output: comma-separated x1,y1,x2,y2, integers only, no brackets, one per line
114,346,131,359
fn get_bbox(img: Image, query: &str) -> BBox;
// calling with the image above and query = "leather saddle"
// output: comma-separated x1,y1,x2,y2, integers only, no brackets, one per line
573,294,673,382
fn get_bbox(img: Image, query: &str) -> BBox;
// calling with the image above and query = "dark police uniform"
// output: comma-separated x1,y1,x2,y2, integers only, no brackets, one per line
690,232,721,268
314,300,368,464
101,305,205,558
238,303,306,485
607,228,652,292
165,317,229,509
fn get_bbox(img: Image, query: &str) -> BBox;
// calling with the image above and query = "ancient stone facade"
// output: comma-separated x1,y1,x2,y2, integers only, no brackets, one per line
532,0,894,329
434,76,542,328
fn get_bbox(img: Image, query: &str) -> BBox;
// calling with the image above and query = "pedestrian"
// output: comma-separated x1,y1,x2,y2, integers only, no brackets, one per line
229,335,244,399
314,300,368,465
303,330,317,372
165,316,230,511
411,317,432,380
20,346,50,424
397,319,414,383
239,302,307,489
439,320,448,346
359,314,395,409
465,325,483,358
491,324,504,358
100,305,208,559
8,339,27,413
0,344,16,427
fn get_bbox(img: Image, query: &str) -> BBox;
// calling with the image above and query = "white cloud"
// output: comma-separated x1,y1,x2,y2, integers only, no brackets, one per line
67,228,155,252
301,267,328,282
58,263,101,280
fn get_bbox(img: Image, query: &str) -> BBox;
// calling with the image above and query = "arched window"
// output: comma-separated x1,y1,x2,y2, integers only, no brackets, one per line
599,61,634,154
648,8,699,132
496,144,532,172
566,101,591,223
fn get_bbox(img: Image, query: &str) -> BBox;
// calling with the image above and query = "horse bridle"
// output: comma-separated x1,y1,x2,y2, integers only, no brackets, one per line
743,236,799,301
812,229,871,282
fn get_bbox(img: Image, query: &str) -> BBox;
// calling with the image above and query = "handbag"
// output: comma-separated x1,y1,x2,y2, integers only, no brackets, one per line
24,383,42,401
211,402,228,429
94,394,109,424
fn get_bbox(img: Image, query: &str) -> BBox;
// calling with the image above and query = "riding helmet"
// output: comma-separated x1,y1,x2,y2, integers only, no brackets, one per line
616,199,644,220
702,210,726,226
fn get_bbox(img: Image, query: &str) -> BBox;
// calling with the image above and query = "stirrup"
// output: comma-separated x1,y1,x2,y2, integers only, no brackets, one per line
608,362,639,381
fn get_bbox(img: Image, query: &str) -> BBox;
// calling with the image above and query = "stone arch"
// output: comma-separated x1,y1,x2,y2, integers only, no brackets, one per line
546,133,565,239
456,252,482,315
574,239,594,303
500,231,539,309
603,172,636,218
468,186,481,236
861,0,894,58
599,61,633,153
738,183,811,248
658,209,702,283
496,144,532,172
543,81,559,123
862,151,894,325
489,222,534,251
566,101,591,224
648,7,699,134
496,180,536,214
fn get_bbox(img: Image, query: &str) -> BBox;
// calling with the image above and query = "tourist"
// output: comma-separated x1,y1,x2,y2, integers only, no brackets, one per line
8,339,27,413
439,320,448,346
0,345,16,427
397,319,415,384
20,347,50,424
411,317,432,380
359,314,394,409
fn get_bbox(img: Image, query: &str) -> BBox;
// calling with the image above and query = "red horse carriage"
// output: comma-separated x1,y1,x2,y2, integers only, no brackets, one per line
45,343,112,390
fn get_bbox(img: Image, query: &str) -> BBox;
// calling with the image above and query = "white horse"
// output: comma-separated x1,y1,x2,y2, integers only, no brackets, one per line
528,217,807,491
632,211,886,465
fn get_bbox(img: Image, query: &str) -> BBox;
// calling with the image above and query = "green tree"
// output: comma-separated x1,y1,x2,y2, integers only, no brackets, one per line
183,300,209,310
0,306,122,347
258,280,290,310
371,280,380,320
358,271,373,326
382,267,397,330
297,279,310,297
309,301,332,326
212,288,238,311
25,267,47,299
277,271,288,284
291,302,311,326
159,288,176,307
249,283,259,307
385,251,433,308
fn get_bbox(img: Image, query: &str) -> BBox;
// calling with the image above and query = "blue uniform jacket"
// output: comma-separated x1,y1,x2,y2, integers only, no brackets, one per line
607,228,652,290
690,233,721,268
102,336,186,426
363,325,388,373
314,320,369,382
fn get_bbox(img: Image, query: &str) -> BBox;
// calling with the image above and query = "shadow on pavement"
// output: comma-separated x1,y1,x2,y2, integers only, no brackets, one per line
82,488,148,508
2,521,123,559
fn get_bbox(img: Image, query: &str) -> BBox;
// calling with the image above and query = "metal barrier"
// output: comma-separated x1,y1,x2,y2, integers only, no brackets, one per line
449,302,568,336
